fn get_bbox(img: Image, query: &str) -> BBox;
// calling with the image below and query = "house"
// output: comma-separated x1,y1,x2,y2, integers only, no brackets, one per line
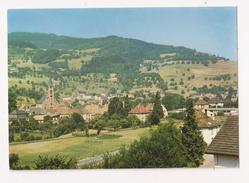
81,108,92,122
128,104,168,122
129,104,152,122
83,104,108,120
33,113,61,123
208,97,224,108
206,116,239,168
33,115,45,123
28,107,47,115
195,110,221,145
9,110,29,121
194,99,209,110
206,108,238,116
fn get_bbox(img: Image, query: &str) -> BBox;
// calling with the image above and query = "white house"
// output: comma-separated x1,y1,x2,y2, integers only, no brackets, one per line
206,116,239,168
195,110,221,145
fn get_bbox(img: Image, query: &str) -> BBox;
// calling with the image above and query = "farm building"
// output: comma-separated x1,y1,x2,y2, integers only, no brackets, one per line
206,116,239,168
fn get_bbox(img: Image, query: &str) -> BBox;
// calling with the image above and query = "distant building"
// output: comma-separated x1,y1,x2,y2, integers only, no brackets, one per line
206,116,239,168
194,99,209,110
33,115,45,123
33,113,61,123
9,110,29,121
128,104,152,122
28,107,47,115
129,104,168,122
205,108,238,116
208,97,224,108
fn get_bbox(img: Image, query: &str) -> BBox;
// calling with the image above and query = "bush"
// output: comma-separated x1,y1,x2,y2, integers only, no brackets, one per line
162,93,186,110
34,155,77,169
168,112,185,120
101,124,188,168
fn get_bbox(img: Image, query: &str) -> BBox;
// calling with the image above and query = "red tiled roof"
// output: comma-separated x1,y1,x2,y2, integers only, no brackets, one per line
129,104,152,114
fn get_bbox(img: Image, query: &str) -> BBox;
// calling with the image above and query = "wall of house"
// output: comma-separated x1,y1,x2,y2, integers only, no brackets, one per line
201,127,221,145
135,114,147,122
214,154,239,168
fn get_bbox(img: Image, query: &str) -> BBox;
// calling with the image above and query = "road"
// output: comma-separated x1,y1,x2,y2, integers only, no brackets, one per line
77,150,119,167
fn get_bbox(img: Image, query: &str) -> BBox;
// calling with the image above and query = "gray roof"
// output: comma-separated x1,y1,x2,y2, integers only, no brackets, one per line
206,116,239,156
28,107,47,115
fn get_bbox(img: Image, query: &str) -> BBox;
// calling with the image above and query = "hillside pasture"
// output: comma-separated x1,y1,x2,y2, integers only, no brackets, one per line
157,61,238,96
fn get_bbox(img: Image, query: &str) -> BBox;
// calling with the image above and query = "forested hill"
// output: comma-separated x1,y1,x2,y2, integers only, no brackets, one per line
8,32,226,62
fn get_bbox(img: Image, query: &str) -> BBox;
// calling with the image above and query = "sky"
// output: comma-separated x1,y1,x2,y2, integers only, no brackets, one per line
8,8,237,60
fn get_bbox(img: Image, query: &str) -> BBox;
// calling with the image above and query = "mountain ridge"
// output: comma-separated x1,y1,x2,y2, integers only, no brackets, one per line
8,32,227,62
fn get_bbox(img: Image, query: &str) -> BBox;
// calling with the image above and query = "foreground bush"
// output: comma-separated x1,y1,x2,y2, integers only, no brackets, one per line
34,155,77,169
101,123,189,168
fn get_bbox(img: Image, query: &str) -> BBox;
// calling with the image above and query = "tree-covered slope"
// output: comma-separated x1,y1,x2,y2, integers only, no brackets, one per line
8,32,226,62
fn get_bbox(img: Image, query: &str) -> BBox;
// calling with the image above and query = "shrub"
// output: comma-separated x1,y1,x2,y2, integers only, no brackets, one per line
34,155,77,169
101,124,188,168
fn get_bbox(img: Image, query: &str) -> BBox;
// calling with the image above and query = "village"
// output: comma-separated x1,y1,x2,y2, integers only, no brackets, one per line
9,80,239,168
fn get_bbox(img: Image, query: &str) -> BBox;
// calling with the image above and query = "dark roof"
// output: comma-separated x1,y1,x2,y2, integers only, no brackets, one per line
10,110,28,115
28,107,47,115
209,97,223,104
195,99,208,105
206,116,239,156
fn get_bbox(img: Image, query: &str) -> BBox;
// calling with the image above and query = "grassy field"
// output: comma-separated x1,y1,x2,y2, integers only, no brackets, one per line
9,127,153,167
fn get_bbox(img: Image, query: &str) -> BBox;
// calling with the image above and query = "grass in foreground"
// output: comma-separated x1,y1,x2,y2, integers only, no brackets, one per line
9,127,152,167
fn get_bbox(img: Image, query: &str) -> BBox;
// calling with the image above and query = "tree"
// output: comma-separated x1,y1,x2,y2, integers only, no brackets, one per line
94,119,105,135
9,153,19,169
34,155,77,169
71,113,86,130
9,153,30,170
148,92,163,125
123,95,131,116
9,88,17,113
162,92,185,110
181,99,207,167
108,97,124,117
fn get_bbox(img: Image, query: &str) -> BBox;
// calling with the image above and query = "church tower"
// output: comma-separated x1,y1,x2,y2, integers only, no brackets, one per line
47,85,55,109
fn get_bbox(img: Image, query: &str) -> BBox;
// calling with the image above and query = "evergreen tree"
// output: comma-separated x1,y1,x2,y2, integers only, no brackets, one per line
148,92,163,125
181,99,207,167
108,97,124,117
123,95,131,116
9,88,17,113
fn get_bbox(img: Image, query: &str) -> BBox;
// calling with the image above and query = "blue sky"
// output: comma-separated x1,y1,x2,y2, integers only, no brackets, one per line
8,8,237,60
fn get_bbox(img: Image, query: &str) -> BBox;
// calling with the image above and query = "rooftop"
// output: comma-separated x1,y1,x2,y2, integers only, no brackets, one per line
206,116,239,156
195,110,221,128
129,104,153,114
195,99,208,105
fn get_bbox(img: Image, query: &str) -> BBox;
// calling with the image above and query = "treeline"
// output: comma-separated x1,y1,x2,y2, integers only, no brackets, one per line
196,85,236,95
205,74,231,81
9,32,226,64
32,49,61,64
8,40,37,49
9,86,43,101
